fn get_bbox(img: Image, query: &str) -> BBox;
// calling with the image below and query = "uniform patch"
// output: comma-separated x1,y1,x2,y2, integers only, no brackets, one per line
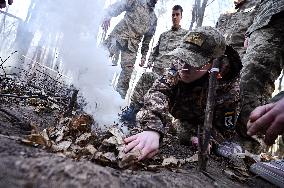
224,111,235,129
184,32,206,47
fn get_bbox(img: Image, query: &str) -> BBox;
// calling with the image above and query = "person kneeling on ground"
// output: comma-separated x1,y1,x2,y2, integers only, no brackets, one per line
123,26,243,160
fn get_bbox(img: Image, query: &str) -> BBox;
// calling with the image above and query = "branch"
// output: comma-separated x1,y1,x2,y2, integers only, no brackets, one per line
198,57,222,171
0,93,67,106
0,108,31,131
0,108,22,122
0,50,17,65
0,10,23,21
206,0,216,7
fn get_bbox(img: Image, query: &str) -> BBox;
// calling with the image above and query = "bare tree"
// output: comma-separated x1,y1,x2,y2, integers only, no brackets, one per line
11,0,39,70
189,0,209,30
0,6,22,51
12,0,62,75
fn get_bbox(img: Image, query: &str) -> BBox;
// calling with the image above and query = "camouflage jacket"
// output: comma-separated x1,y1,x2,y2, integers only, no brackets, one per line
137,47,242,140
216,0,261,58
246,0,284,36
105,0,157,58
149,27,188,72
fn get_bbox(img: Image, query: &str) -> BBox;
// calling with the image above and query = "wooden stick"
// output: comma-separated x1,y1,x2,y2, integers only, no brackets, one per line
198,57,222,171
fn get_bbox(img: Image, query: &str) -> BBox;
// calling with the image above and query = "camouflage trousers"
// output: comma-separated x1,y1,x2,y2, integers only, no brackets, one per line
238,17,284,136
130,60,168,108
104,36,138,98
115,50,137,99
130,71,159,108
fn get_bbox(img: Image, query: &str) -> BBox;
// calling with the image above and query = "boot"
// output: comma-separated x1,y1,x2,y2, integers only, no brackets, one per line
250,160,284,187
119,104,140,123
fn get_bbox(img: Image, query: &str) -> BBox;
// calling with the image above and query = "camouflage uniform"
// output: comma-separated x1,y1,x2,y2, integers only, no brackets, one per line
136,27,242,144
238,0,284,135
216,0,261,58
104,0,157,98
130,27,188,108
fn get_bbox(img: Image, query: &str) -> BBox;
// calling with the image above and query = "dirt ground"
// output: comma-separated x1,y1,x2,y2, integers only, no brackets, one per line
0,104,276,188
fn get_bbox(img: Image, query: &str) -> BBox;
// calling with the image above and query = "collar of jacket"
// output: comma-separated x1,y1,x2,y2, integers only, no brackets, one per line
171,25,181,31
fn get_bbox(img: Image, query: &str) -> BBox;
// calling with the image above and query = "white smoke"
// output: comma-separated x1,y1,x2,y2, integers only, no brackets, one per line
61,0,126,126
1,0,235,127
35,0,126,126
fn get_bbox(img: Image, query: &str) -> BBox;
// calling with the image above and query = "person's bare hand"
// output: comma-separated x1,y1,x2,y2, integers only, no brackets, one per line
248,103,275,124
124,131,160,161
102,18,111,32
247,98,284,145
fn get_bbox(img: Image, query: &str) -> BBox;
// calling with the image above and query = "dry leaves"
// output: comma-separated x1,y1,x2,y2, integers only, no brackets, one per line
118,150,141,169
70,114,93,133
162,154,198,168
22,112,274,174
223,169,247,183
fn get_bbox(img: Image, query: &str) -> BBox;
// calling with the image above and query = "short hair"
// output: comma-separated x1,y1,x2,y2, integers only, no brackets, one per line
172,5,183,15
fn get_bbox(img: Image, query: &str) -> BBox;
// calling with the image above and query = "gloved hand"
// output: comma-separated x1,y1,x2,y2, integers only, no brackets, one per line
101,17,111,32
0,0,13,9
0,0,6,9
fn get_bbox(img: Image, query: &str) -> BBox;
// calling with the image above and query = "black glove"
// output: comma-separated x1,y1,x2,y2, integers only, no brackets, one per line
0,0,6,9
0,0,13,9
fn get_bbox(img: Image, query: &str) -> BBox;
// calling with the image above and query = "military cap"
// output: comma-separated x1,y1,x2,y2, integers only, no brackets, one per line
166,26,226,68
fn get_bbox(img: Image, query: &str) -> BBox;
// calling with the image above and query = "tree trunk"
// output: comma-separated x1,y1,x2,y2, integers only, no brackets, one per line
11,0,39,71
196,0,209,27
189,4,196,31
189,0,208,30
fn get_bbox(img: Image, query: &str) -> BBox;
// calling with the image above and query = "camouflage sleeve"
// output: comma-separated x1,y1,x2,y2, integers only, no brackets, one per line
105,0,135,18
214,78,240,138
141,16,157,59
148,35,161,63
224,78,241,109
136,77,172,136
